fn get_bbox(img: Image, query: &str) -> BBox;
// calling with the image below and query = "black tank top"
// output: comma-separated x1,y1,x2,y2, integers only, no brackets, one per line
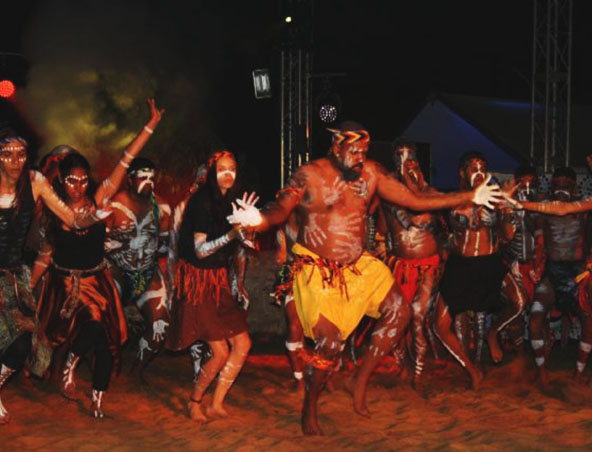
52,221,106,270
0,173,35,268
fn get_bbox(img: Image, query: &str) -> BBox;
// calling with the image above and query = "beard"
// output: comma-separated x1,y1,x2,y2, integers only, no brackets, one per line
328,153,361,182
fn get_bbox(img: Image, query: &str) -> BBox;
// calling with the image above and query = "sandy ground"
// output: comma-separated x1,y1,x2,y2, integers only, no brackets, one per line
3,252,592,450
2,341,592,452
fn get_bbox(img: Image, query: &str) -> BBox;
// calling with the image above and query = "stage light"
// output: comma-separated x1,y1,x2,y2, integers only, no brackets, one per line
319,104,337,123
252,69,271,99
315,78,341,124
0,80,16,98
285,16,292,23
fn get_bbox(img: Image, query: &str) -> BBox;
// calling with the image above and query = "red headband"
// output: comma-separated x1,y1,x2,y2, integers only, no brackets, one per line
207,150,234,169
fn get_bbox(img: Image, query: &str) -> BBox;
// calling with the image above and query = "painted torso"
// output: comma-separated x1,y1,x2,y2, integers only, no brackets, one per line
543,211,587,262
105,191,162,271
382,201,439,259
294,159,379,265
450,203,499,257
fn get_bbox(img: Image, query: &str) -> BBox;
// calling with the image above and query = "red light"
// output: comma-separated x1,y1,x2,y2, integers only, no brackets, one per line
0,80,16,98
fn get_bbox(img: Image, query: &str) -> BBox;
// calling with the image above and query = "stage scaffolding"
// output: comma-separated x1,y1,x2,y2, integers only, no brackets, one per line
530,0,573,171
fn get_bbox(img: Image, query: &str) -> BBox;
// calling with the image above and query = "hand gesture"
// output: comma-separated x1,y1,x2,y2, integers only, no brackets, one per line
147,98,165,124
227,192,262,227
471,173,503,209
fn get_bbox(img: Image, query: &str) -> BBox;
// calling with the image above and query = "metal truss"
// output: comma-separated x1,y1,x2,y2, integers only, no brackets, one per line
530,0,573,171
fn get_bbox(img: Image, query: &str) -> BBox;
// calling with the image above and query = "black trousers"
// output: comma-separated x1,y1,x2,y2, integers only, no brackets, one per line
71,321,113,391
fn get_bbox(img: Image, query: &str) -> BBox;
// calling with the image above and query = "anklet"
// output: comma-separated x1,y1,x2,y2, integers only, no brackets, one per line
189,397,202,404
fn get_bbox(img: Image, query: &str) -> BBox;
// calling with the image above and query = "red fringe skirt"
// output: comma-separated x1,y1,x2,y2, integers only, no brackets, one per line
166,260,248,350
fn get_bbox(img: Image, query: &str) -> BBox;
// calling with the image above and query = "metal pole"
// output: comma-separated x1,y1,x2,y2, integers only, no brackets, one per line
543,0,551,172
280,50,286,187
530,0,538,163
565,0,573,166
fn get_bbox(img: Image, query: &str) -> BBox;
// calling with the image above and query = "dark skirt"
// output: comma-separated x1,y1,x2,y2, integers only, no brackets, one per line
439,253,508,315
32,262,128,376
166,260,248,351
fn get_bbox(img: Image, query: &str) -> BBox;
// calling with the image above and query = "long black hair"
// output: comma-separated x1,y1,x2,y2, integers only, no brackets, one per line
0,129,31,222
201,151,241,234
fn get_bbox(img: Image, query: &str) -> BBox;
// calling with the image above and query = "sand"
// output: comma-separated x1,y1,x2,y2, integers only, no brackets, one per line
2,343,592,451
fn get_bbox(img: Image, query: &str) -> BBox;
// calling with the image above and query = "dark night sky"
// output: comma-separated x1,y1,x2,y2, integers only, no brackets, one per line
2,0,591,200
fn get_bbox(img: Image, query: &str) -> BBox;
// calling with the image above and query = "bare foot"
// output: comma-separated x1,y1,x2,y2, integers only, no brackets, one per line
0,412,11,425
188,399,207,423
572,370,586,386
60,383,81,401
411,374,430,398
301,404,323,435
487,329,503,364
205,404,229,419
468,367,483,390
536,367,550,389
344,374,370,417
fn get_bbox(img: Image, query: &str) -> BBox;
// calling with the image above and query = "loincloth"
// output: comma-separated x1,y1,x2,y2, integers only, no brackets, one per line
291,243,394,340
385,253,440,305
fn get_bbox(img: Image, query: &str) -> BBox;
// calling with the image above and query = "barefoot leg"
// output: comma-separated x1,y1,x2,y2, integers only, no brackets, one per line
488,273,526,364
352,285,412,416
209,331,251,416
529,278,554,389
301,316,343,436
434,295,483,389
285,299,305,390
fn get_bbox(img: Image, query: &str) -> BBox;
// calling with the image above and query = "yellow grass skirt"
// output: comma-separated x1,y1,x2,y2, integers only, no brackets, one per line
292,243,394,339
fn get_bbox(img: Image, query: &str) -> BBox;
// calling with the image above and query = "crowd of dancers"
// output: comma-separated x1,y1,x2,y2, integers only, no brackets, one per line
1,104,591,436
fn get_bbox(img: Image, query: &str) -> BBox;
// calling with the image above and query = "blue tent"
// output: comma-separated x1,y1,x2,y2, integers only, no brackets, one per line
398,93,592,190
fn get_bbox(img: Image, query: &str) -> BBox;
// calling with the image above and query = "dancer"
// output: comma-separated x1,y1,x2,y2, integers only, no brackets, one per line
168,164,210,380
380,141,446,389
513,167,592,383
228,122,502,435
104,157,171,381
0,128,109,425
30,99,163,418
504,166,554,386
433,152,526,389
271,212,305,390
167,151,253,423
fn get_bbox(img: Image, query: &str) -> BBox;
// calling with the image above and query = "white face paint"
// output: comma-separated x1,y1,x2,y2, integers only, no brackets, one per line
399,148,409,176
217,169,236,184
470,171,486,188
134,169,155,194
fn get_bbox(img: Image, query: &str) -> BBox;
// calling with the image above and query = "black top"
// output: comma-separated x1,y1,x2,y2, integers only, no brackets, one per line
52,220,106,270
178,188,235,269
0,173,35,268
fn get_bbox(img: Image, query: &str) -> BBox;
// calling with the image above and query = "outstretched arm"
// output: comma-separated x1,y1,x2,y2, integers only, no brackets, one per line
228,171,306,232
32,171,109,229
521,198,592,216
94,98,164,206
375,164,501,210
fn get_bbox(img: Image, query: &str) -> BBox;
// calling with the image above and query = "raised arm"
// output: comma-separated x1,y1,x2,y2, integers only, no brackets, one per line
520,198,592,216
31,171,108,229
94,98,164,206
375,164,501,211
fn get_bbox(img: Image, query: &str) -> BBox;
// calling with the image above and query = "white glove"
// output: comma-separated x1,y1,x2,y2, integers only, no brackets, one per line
227,192,262,227
472,174,503,209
